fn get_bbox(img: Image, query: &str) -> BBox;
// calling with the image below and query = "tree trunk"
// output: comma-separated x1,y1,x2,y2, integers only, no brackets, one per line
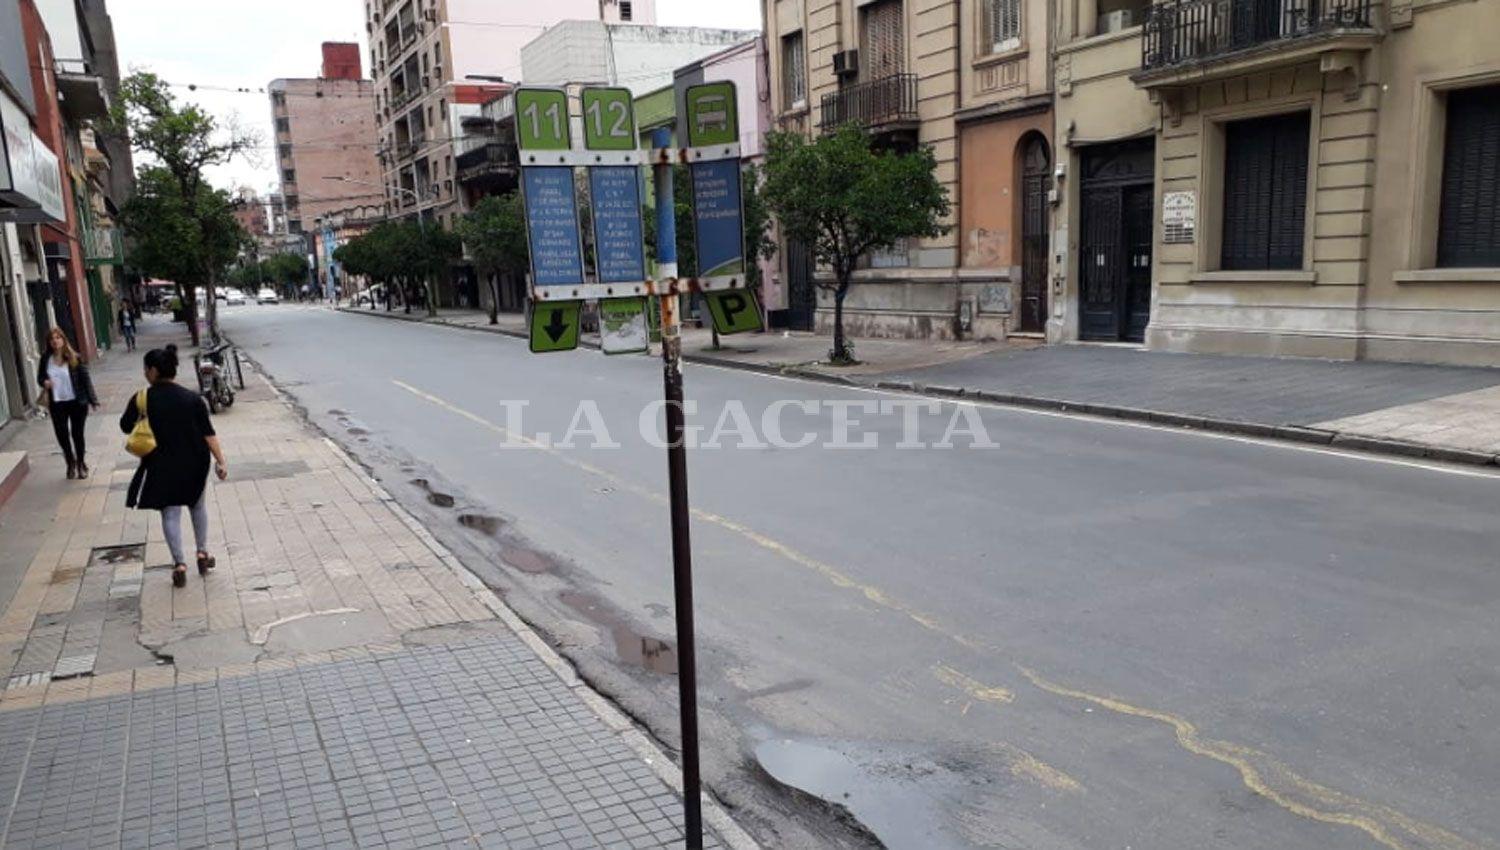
403,278,412,314
424,276,437,318
831,275,851,364
487,272,499,325
205,270,219,344
183,289,201,347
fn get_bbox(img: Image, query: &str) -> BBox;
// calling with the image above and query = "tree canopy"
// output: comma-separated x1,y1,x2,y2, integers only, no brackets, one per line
112,70,258,343
454,193,529,324
762,126,950,362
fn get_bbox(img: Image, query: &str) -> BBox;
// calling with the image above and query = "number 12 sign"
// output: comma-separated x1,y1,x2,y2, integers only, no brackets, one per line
581,87,637,152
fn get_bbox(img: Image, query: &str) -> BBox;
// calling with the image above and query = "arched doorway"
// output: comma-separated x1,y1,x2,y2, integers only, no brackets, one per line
1019,134,1051,333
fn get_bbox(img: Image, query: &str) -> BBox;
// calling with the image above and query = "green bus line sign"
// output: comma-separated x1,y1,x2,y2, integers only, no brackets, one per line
685,81,738,148
581,87,638,152
515,88,571,152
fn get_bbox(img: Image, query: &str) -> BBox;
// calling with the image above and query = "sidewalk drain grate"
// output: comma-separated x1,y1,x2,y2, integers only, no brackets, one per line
52,653,96,680
88,544,145,567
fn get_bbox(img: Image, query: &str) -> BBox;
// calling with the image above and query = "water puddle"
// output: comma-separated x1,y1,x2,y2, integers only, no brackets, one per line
754,738,966,850
327,409,348,416
346,427,370,436
559,591,678,675
458,514,505,536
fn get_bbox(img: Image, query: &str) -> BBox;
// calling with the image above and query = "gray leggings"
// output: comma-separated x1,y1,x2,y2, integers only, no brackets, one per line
161,492,209,566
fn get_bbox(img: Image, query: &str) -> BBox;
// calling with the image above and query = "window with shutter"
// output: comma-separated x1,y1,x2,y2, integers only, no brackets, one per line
1437,84,1500,268
862,0,905,80
782,32,807,107
983,0,1021,54
1221,112,1309,271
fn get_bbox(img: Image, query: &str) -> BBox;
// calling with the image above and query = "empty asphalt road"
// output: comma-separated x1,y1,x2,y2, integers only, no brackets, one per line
225,305,1500,850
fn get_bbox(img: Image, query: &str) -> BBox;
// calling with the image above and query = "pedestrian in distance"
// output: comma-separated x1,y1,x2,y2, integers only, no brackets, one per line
120,344,229,589
118,302,137,351
37,327,99,480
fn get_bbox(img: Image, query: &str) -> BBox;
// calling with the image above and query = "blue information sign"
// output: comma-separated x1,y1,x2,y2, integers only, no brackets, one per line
588,166,646,284
690,159,745,278
522,166,585,286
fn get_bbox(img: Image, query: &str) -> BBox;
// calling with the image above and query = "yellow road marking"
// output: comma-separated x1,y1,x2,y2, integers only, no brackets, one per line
933,664,1014,705
1016,664,1483,850
392,378,1480,849
997,743,1084,793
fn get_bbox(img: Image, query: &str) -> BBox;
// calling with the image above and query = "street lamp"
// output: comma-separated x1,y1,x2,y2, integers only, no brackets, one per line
324,176,432,315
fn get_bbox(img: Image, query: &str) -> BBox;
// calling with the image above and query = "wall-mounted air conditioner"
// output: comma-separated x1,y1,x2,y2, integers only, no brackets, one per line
833,49,859,78
1098,9,1136,33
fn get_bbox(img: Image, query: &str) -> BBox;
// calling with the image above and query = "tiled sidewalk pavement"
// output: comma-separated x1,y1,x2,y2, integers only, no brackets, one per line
0,317,746,849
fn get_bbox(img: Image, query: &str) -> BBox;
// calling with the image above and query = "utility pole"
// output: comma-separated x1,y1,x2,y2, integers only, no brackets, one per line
651,124,703,849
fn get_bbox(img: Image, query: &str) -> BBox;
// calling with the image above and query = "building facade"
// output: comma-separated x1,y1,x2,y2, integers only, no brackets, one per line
764,0,1055,340
365,0,631,231
269,43,382,238
1047,0,1500,366
521,22,756,97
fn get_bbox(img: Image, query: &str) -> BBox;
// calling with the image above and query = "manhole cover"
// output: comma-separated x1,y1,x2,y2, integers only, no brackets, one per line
88,544,145,567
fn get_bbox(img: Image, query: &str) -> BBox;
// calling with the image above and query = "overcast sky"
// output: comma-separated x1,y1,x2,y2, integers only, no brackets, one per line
112,0,762,194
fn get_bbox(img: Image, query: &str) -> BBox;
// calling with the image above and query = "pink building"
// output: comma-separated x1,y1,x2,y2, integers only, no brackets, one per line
268,44,382,238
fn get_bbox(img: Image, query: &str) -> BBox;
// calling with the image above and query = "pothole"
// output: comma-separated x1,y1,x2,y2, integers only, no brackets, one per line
560,591,677,675
500,544,562,574
458,514,505,536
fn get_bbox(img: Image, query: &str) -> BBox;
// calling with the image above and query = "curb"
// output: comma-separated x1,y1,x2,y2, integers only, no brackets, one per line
334,307,1500,470
240,345,761,850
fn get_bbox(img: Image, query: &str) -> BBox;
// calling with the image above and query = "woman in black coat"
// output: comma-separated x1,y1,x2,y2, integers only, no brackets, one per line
37,327,99,479
120,345,229,588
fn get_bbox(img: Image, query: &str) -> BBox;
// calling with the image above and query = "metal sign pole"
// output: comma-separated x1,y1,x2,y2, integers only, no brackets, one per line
651,125,703,849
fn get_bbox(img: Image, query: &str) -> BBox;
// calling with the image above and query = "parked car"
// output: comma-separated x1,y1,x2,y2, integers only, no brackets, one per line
225,290,246,306
256,288,279,304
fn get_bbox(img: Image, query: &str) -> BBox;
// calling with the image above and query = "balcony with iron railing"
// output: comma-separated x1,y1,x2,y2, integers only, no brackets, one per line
1137,0,1378,83
820,73,920,136
455,141,520,186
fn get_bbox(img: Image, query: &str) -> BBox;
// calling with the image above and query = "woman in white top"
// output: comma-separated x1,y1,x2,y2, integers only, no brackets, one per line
35,327,99,479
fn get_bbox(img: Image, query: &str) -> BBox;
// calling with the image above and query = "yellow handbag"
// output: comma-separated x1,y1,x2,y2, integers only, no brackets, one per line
125,389,156,458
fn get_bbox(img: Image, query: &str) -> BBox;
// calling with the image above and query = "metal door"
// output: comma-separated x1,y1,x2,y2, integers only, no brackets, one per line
1020,136,1051,333
1079,186,1123,341
1123,185,1154,343
785,239,816,332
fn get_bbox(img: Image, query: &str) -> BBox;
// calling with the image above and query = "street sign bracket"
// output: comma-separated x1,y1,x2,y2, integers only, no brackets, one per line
530,276,749,302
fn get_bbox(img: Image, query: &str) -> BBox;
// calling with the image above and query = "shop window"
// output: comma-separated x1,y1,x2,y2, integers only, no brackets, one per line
1436,84,1500,268
1221,112,1309,271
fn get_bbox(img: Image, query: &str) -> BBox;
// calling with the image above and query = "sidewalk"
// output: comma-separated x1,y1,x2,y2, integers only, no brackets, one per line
339,305,1500,466
0,316,748,849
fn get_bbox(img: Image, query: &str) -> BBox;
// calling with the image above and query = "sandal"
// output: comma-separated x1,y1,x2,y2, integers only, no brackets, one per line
196,552,216,576
172,565,187,588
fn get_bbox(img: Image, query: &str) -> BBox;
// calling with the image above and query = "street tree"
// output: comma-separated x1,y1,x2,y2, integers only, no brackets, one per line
112,71,258,343
761,126,950,364
266,253,310,296
120,166,245,340
454,193,529,325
